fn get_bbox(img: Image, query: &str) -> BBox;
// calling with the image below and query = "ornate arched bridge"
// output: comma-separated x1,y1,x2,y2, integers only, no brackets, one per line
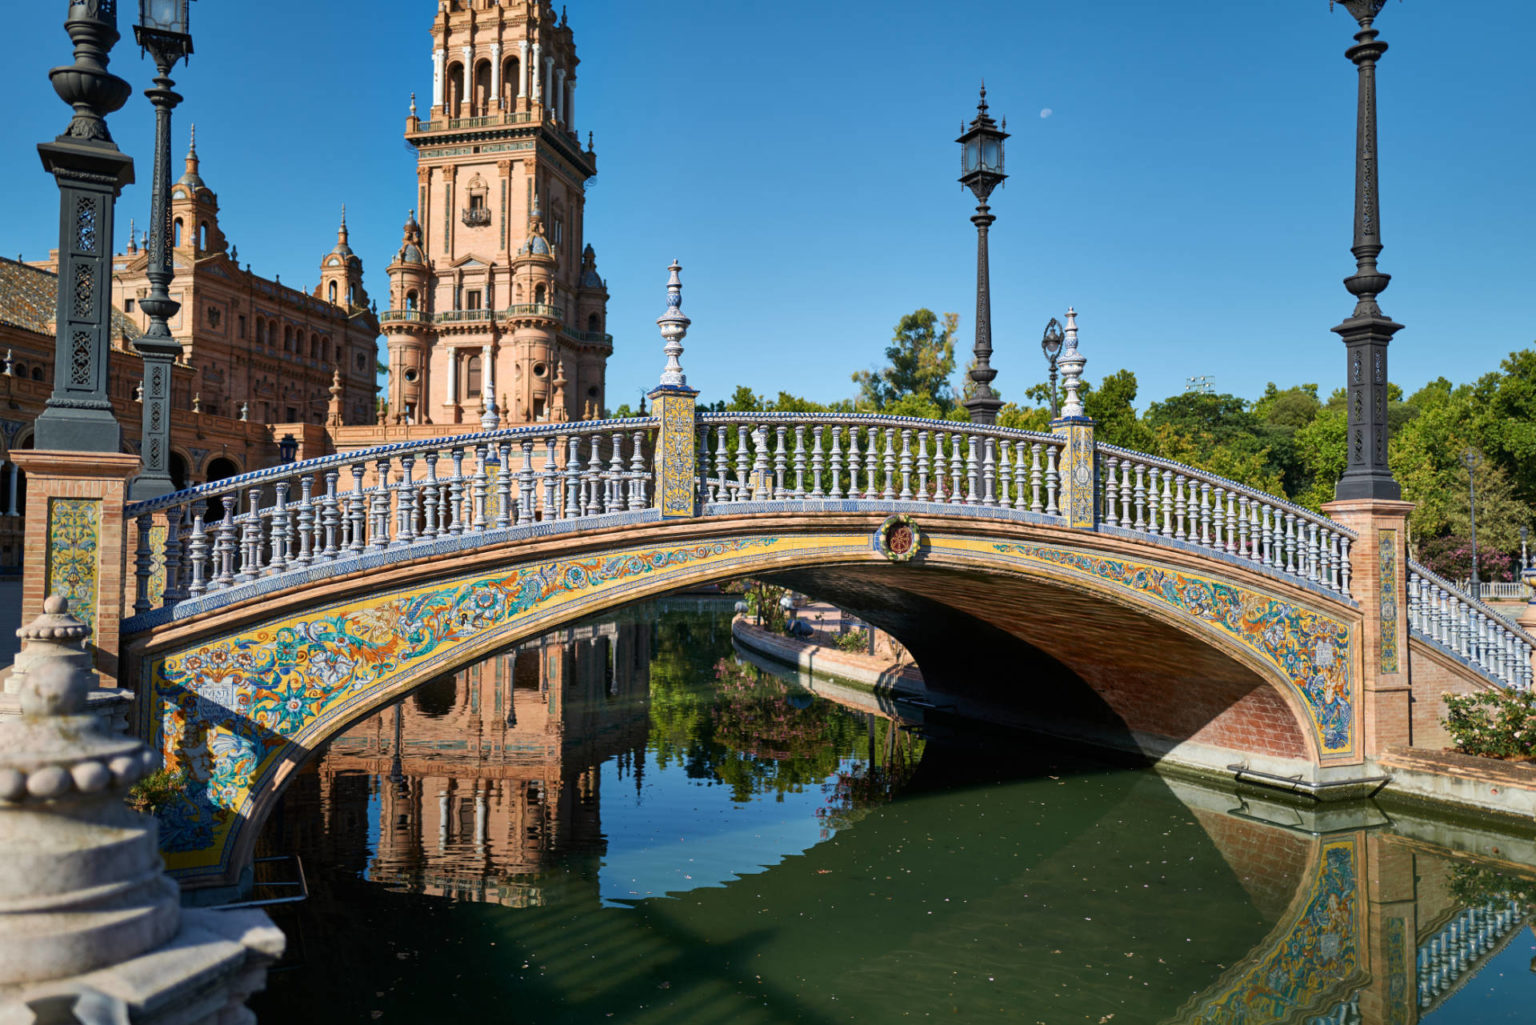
101,395,1534,887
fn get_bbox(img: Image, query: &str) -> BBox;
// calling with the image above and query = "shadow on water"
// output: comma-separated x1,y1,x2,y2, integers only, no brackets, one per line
249,598,1536,1025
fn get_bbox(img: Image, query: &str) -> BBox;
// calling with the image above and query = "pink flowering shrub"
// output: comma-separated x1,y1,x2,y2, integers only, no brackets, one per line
1442,689,1536,760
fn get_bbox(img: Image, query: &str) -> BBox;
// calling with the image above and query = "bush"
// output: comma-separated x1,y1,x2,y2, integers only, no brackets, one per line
835,630,869,654
127,768,189,816
1442,689,1536,760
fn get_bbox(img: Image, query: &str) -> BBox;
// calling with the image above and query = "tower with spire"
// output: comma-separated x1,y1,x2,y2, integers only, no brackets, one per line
383,0,609,427
170,125,226,256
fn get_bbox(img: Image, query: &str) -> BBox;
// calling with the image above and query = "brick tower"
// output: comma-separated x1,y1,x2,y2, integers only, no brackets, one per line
383,0,610,428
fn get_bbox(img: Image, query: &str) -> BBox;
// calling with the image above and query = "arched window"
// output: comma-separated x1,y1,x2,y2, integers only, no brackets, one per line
311,334,320,358
446,62,465,118
502,57,520,109
405,290,418,311
328,282,337,304
534,283,546,305
284,326,293,352
198,222,208,250
348,285,357,307
173,219,183,247
587,312,601,332
322,338,330,362
465,354,482,398
30,368,43,382
474,60,492,117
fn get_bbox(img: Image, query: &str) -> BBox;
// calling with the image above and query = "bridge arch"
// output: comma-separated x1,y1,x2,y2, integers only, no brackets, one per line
125,510,1360,888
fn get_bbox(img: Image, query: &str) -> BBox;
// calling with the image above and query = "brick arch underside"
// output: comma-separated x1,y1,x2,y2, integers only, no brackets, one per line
136,520,1339,887
768,565,1311,765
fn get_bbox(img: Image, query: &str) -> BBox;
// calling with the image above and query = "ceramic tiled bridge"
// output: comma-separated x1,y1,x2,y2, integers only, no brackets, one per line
90,397,1533,888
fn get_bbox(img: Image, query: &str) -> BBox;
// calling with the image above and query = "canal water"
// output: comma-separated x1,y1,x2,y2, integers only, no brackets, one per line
250,599,1536,1024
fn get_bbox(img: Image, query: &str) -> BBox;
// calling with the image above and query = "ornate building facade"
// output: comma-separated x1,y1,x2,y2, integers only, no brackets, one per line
380,0,611,429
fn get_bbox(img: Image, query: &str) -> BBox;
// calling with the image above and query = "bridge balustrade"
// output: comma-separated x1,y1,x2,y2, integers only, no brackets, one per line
694,414,1065,512
1407,562,1536,691
1416,898,1529,1011
122,418,658,617
1099,446,1357,600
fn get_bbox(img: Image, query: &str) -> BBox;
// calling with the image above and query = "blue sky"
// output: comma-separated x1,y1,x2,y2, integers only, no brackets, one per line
3,1,1532,410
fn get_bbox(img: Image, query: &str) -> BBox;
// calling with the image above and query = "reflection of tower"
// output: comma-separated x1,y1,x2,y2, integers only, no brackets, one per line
279,607,656,907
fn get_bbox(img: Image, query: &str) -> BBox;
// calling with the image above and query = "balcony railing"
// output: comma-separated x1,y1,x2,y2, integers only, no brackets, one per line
377,304,566,327
461,207,492,227
566,328,614,346
413,112,534,132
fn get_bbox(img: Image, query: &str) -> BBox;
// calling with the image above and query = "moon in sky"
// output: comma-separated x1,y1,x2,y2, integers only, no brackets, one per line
1040,108,1053,119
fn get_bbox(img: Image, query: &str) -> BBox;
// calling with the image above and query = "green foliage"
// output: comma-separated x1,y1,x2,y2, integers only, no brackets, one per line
742,580,788,633
1446,862,1536,911
834,629,869,654
852,309,959,413
127,768,189,816
1084,369,1153,450
1442,689,1536,760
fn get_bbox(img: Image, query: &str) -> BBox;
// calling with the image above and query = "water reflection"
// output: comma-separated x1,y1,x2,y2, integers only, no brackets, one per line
252,600,1536,1025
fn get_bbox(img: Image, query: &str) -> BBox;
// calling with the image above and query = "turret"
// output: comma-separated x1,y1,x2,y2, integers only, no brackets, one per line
319,205,367,311
168,125,226,255
385,210,431,424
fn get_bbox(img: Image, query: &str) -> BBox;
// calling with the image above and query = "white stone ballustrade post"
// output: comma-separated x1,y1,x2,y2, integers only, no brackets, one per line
1407,560,1536,691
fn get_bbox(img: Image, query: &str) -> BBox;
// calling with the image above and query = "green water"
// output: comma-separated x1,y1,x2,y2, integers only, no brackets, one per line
251,602,1536,1024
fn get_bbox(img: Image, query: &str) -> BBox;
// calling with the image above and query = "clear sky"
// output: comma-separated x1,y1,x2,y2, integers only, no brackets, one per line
3,1,1532,411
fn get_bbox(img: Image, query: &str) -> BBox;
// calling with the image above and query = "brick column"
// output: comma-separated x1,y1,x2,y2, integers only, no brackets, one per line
1321,498,1414,756
1356,834,1418,1025
10,451,140,688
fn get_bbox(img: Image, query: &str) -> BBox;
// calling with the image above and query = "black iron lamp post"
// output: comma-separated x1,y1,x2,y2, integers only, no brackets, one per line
1040,317,1064,420
128,0,194,501
35,0,137,453
1331,0,1404,502
1462,447,1481,598
958,86,1008,426
278,433,298,464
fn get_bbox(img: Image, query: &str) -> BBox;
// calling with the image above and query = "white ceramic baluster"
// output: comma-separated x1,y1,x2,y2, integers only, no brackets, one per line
884,428,899,501
964,434,980,505
810,426,825,498
1103,457,1120,527
1044,446,1060,517
187,511,209,597
980,436,996,507
215,494,239,587
900,429,915,501
397,455,418,544
793,426,808,498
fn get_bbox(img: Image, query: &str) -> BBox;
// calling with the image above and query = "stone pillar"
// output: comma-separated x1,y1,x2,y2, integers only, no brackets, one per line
1051,309,1096,529
490,43,502,108
567,78,576,131
432,48,445,109
445,346,458,405
543,56,554,115
1321,498,1414,758
0,597,282,1018
11,451,140,688
555,67,567,123
650,262,697,518
517,40,529,99
531,44,542,104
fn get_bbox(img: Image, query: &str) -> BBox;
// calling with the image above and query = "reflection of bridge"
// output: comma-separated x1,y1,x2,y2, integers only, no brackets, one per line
262,615,651,908
13,276,1532,890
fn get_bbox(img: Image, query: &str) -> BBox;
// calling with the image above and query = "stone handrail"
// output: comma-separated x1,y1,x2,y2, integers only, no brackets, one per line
1098,445,1357,600
1408,560,1535,690
123,417,658,617
695,413,1066,514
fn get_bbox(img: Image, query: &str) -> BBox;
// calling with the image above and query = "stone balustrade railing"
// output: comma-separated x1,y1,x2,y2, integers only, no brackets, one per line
1098,446,1356,600
123,418,658,618
1408,562,1536,691
695,414,1067,513
1417,898,1528,1010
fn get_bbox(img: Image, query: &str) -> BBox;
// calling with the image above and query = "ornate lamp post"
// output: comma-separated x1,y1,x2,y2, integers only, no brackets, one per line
1462,447,1481,597
957,86,1007,425
278,433,298,464
1331,0,1403,502
128,0,194,501
34,0,136,453
1040,317,1063,419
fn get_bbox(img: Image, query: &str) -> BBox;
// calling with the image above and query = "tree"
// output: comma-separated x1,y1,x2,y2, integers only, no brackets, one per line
1084,369,1153,451
852,309,959,412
